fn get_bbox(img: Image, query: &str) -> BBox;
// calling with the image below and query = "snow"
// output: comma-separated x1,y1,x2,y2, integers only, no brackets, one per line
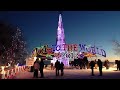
14,67,120,79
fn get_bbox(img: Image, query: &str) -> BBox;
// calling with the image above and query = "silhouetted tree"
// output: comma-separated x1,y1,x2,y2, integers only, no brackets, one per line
112,39,120,59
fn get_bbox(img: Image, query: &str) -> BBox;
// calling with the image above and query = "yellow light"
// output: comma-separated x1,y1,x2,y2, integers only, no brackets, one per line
1,66,5,70
34,57,37,61
39,58,41,61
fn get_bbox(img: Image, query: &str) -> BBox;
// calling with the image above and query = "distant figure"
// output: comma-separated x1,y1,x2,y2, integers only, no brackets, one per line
94,59,97,69
118,61,120,71
55,60,60,76
115,60,119,70
51,63,54,70
104,60,107,69
79,58,83,69
33,60,40,78
60,62,64,76
104,60,109,69
45,65,47,68
39,59,44,78
97,59,103,76
89,60,95,76
83,56,88,69
106,60,109,69
116,60,119,70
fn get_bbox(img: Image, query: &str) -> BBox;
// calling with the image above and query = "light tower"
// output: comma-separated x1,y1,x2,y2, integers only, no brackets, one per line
56,12,65,52
53,12,69,66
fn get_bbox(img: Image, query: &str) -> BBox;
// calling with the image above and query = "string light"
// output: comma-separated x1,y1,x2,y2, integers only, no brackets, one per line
1,27,28,65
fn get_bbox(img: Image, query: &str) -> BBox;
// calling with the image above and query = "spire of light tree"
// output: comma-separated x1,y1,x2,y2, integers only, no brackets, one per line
54,13,69,66
56,13,65,51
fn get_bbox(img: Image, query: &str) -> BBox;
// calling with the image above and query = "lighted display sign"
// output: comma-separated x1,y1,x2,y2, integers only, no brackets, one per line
32,43,106,59
52,44,106,57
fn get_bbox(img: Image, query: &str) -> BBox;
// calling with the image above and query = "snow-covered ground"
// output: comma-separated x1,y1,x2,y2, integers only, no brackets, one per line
14,67,120,79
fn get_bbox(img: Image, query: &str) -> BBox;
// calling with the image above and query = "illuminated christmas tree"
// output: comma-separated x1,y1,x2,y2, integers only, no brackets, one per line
10,27,28,65
0,22,28,66
53,13,69,66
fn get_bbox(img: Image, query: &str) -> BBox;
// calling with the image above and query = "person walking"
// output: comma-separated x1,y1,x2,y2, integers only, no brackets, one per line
55,60,60,76
51,63,54,70
89,60,95,76
33,60,40,78
60,62,64,76
97,59,103,76
39,59,44,78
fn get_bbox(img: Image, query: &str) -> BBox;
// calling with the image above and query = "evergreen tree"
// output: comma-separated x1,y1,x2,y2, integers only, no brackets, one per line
0,21,28,66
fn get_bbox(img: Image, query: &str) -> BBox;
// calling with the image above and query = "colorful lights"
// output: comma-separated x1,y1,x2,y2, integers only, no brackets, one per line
53,14,69,66
1,27,28,65
30,13,106,66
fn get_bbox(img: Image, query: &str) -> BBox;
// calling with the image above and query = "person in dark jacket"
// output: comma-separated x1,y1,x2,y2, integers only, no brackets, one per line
55,60,60,76
51,63,54,70
97,59,103,76
60,62,64,76
33,60,40,78
94,59,97,69
106,60,109,69
118,61,120,71
115,60,119,70
39,59,44,78
83,56,88,69
89,60,95,76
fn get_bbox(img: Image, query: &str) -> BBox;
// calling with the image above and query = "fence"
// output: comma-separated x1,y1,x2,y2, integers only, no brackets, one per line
0,65,26,79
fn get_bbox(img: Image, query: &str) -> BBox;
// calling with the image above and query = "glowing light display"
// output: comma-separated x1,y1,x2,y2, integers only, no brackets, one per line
31,13,106,66
1,27,28,64
53,13,69,66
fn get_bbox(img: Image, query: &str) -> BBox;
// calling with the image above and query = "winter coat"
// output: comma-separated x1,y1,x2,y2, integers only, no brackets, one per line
34,62,40,70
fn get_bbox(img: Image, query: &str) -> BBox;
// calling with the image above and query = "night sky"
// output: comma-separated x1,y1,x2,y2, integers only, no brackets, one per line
0,11,120,61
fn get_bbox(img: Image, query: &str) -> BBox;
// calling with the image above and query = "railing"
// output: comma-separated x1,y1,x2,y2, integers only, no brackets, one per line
0,65,26,79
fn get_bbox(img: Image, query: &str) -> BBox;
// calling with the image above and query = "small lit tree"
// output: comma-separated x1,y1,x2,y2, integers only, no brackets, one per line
10,27,28,65
0,21,28,66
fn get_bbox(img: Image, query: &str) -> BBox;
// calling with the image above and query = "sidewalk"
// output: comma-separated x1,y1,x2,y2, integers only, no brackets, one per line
14,68,120,79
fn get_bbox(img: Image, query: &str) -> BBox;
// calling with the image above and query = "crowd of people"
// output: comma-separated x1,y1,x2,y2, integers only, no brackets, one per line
32,56,114,78
70,56,89,69
33,59,64,78
70,57,104,76
33,58,44,78
89,59,103,76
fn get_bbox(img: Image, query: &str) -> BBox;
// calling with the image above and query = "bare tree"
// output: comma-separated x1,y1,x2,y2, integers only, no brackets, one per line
112,39,120,59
